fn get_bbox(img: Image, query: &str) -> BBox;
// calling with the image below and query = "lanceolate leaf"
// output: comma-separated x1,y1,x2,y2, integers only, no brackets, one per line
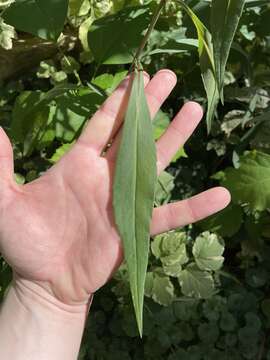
178,0,219,132
2,0,68,41
113,68,157,336
211,0,245,102
147,38,198,56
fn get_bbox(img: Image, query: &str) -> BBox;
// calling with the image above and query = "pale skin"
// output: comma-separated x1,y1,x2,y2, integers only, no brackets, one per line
0,69,230,359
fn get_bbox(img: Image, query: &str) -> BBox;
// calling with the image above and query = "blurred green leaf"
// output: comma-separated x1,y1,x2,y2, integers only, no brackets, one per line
10,86,104,155
3,0,68,41
153,110,187,161
0,18,16,50
49,142,74,164
178,0,219,132
92,71,128,94
155,171,175,206
211,0,245,101
88,6,150,64
222,151,270,211
147,38,198,56
198,204,243,237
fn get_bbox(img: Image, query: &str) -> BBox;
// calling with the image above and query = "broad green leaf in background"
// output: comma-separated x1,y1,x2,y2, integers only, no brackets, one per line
247,111,270,153
153,110,187,162
178,263,215,299
88,6,151,64
151,232,188,266
153,110,170,140
222,151,270,211
113,68,157,336
147,38,198,56
211,0,245,102
192,232,224,271
10,86,104,156
2,0,68,41
49,142,75,164
198,321,220,343
245,267,269,288
151,232,188,277
53,88,104,142
11,91,51,156
145,270,175,306
92,71,128,95
219,311,237,332
178,0,219,132
199,204,243,237
155,171,175,206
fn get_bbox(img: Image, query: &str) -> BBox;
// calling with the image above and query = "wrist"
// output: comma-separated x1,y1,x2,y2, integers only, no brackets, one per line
13,275,93,316
0,276,93,360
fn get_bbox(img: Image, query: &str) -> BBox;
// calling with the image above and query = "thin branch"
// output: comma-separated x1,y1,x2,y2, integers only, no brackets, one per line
129,0,167,72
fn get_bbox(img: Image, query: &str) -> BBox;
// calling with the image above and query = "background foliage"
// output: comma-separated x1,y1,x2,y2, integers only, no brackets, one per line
0,0,270,358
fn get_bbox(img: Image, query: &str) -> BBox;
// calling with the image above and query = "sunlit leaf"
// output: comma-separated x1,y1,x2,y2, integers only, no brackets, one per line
10,86,104,156
211,0,245,102
49,142,74,164
145,270,175,306
178,263,215,299
92,71,128,95
151,232,188,268
178,0,219,132
3,0,68,41
147,38,198,56
192,232,224,271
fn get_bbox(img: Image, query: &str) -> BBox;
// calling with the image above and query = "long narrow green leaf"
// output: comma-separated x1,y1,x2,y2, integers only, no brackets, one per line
211,0,245,102
178,0,219,132
113,69,157,336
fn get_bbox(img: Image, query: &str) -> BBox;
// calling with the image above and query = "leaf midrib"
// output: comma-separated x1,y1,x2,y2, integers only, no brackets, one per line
133,73,142,318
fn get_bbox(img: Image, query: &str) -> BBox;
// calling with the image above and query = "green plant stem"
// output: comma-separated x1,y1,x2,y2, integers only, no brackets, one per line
129,0,167,72
64,54,82,86
57,45,82,86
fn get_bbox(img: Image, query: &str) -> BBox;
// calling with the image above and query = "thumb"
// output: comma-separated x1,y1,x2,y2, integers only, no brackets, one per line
0,127,14,183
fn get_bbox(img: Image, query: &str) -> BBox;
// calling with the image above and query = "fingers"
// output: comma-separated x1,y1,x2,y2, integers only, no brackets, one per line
150,187,231,235
105,69,177,162
78,72,150,152
156,102,203,174
0,127,14,184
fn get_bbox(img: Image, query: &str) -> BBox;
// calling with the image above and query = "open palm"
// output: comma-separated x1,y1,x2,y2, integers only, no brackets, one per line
0,70,230,305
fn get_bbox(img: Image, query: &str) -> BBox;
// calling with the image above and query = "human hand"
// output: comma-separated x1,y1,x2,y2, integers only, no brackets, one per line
0,69,230,306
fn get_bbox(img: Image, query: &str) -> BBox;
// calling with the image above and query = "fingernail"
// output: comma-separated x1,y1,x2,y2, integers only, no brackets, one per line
157,69,177,82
